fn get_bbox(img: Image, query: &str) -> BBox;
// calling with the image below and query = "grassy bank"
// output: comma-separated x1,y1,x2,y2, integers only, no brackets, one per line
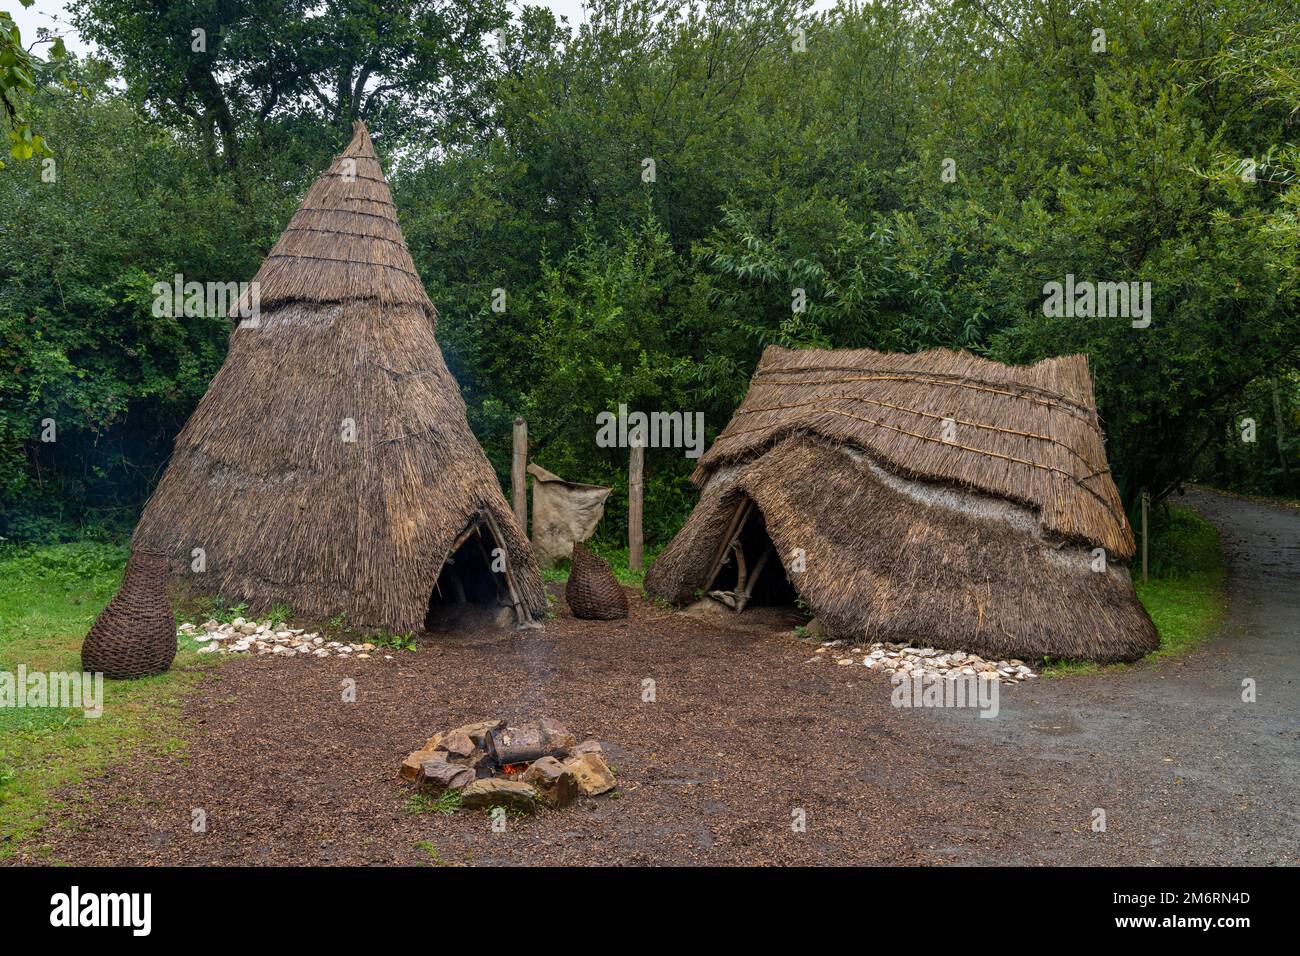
1042,504,1227,677
0,543,216,858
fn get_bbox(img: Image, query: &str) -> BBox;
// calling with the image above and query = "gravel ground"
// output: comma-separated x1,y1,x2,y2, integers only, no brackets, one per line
10,489,1297,866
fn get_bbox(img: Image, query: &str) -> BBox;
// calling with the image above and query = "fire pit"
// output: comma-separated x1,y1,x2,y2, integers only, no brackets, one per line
400,717,614,812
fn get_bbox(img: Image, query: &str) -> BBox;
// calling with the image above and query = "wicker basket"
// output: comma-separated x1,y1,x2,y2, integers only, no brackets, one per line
565,543,629,620
81,549,177,679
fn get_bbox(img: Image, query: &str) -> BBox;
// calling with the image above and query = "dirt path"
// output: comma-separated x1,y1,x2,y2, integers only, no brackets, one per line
10,490,1296,866
918,488,1300,864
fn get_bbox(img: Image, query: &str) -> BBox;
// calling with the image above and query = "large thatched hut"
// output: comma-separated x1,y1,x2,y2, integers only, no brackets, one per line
134,122,545,631
645,346,1157,662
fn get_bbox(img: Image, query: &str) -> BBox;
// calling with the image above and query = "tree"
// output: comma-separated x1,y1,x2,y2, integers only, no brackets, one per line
72,0,508,171
1,0,70,167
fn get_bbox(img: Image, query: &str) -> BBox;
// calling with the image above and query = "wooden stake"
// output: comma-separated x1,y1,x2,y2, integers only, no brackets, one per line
1273,378,1288,473
512,416,528,533
483,510,531,626
703,498,753,592
734,545,773,613
1141,489,1149,583
629,439,644,571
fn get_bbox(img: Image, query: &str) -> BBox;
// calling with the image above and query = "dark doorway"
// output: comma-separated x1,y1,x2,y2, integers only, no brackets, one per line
425,520,512,630
704,499,799,610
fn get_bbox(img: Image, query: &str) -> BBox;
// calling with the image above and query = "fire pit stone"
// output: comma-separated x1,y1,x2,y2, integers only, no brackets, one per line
562,752,616,796
416,757,475,794
399,732,447,780
461,778,539,814
459,719,507,748
522,756,579,808
440,730,476,758
401,717,614,812
539,717,577,752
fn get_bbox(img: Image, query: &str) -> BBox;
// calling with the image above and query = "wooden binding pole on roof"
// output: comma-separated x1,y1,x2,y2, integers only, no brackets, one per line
512,417,528,533
628,439,644,571
1140,490,1150,583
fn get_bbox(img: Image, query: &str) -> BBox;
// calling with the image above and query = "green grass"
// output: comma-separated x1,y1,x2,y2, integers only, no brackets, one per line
0,542,220,858
405,789,463,815
540,542,658,590
413,839,453,865
1041,505,1227,677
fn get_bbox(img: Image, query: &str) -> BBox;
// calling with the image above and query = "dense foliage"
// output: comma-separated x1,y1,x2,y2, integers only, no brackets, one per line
1,0,1297,545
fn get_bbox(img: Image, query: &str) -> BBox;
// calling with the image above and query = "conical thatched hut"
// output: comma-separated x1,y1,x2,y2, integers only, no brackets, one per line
645,346,1157,662
134,122,545,631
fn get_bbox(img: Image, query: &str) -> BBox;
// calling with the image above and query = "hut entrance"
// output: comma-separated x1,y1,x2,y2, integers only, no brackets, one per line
702,497,798,612
425,518,525,630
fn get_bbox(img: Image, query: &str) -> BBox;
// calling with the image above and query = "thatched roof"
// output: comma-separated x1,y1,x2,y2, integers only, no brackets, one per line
694,346,1133,558
134,122,544,631
234,122,433,316
646,347,1156,662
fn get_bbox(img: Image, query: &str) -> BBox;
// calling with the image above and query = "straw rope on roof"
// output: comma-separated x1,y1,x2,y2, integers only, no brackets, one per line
695,345,1134,558
646,434,1157,662
234,123,436,317
134,122,544,632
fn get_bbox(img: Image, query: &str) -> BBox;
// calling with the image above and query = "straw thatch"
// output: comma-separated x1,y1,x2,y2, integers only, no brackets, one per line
646,346,1157,662
133,122,545,631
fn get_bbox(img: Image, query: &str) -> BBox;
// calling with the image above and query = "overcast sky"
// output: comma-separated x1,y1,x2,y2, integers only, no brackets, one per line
14,1,839,60
10,1,601,58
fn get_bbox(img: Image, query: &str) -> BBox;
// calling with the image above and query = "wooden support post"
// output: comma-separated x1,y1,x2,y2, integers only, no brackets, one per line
703,498,752,593
628,439,644,571
512,416,528,533
1273,378,1288,473
734,546,773,613
1141,489,1150,584
482,511,532,627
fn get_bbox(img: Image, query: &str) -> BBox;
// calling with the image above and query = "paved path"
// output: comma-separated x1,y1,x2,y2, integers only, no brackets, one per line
924,489,1299,864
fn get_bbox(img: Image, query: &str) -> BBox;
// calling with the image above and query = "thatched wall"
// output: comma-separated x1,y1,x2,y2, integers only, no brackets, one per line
647,435,1157,662
695,346,1133,558
134,123,544,630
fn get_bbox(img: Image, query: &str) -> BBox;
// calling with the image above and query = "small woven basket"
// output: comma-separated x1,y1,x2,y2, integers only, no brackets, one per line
565,543,629,620
81,549,177,679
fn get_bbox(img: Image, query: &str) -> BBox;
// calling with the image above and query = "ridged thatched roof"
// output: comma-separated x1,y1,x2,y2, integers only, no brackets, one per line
134,122,544,632
236,122,435,316
695,346,1133,558
647,435,1157,662
646,347,1156,662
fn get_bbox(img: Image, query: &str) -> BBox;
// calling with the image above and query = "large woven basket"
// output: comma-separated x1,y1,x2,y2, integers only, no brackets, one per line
81,549,177,679
565,543,629,620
